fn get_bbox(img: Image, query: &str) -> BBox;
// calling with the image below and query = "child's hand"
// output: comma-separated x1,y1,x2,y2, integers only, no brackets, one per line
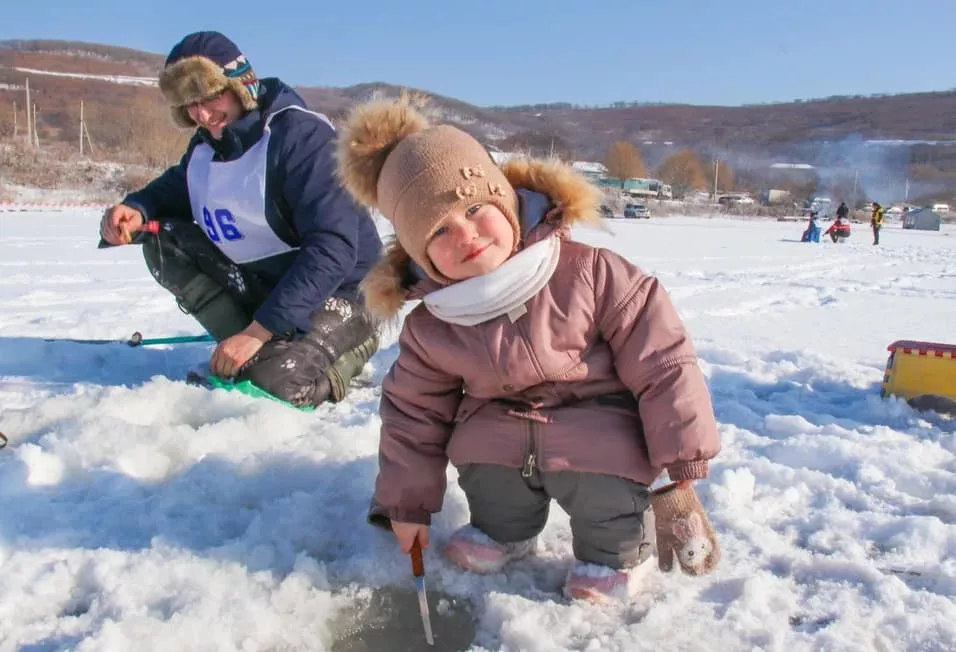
650,482,720,576
391,521,430,554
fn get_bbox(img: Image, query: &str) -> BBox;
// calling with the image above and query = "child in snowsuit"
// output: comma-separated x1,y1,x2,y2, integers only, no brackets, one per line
337,97,722,603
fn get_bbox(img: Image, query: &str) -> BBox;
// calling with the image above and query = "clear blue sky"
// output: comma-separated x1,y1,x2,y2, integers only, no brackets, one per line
3,0,953,108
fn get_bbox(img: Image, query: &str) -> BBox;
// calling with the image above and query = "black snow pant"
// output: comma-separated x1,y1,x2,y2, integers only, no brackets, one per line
141,219,379,407
872,225,881,245
457,464,654,570
830,230,849,243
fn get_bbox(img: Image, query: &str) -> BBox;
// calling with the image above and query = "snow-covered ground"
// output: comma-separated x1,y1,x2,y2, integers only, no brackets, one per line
1,212,954,651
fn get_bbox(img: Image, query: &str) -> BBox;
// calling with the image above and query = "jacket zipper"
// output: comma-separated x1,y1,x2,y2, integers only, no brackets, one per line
521,419,538,478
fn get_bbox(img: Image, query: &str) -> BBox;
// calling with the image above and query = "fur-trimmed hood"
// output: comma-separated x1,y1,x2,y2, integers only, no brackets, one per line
361,157,604,320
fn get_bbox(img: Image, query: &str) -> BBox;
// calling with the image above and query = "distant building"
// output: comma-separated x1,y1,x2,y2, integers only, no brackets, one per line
902,208,942,231
770,162,816,171
490,156,674,199
760,162,819,207
596,176,673,199
571,161,607,181
760,189,793,204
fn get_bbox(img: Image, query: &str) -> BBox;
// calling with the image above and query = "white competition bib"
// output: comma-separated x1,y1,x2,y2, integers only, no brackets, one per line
186,105,332,263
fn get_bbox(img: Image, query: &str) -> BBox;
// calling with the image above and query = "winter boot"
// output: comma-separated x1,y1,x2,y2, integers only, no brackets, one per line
563,562,634,603
326,331,380,401
442,525,536,573
565,555,657,603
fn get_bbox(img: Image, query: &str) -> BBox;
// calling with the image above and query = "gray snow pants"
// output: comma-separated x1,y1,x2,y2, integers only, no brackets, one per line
141,219,378,407
456,463,653,569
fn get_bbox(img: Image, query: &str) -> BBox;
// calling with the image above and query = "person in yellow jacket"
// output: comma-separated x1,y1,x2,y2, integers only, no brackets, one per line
871,202,884,245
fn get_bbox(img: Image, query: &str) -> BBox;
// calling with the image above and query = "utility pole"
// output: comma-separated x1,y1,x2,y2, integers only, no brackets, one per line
81,102,94,156
32,102,39,147
12,100,17,138
79,100,94,156
713,159,720,200
24,77,32,147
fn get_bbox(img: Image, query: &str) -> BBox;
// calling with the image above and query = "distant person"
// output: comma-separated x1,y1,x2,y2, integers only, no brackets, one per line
98,31,382,407
825,214,851,243
337,96,721,603
801,211,821,242
836,201,849,220
871,202,884,245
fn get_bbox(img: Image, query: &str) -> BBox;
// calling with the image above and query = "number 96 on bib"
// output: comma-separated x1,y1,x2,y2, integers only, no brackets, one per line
202,207,244,242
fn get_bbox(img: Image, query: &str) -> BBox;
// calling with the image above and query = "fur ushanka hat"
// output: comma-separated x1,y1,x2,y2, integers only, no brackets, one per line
159,31,260,128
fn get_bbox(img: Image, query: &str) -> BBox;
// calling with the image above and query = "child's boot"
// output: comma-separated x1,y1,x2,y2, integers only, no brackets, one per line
564,561,639,603
442,525,536,573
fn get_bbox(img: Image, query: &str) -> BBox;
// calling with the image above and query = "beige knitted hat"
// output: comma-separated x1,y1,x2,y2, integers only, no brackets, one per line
337,96,520,284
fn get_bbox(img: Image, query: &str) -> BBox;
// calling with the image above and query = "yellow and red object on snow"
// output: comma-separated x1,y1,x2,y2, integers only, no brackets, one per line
881,340,956,409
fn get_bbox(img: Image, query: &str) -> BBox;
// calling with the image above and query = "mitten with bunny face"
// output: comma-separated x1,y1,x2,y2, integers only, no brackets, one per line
650,482,720,575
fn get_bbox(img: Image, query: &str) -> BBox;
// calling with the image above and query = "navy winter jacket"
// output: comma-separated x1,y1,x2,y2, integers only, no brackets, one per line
123,78,382,336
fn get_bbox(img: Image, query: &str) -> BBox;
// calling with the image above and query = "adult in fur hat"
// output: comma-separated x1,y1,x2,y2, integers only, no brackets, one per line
98,31,382,407
337,96,722,603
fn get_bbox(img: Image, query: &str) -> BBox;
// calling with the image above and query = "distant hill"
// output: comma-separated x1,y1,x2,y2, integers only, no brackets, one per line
2,38,956,204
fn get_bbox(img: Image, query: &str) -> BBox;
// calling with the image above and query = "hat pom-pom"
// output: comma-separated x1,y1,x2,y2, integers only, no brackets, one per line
336,94,431,210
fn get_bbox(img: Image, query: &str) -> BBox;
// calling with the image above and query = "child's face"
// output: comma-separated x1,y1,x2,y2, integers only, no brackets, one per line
425,202,516,280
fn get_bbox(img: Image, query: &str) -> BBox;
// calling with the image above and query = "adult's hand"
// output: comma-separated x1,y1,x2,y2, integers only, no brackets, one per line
209,321,273,378
100,204,145,245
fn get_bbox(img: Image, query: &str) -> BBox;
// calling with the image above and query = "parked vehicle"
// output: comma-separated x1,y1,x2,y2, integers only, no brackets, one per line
718,194,756,208
623,203,651,219
802,196,832,218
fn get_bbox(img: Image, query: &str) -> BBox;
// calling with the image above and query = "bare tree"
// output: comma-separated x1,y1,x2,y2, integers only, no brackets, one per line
603,141,646,188
657,149,707,198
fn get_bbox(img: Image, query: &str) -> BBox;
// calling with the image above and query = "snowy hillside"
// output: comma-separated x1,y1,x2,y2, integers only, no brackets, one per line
12,66,157,86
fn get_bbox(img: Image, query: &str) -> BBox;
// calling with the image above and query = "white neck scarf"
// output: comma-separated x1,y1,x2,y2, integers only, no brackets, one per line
423,236,561,326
